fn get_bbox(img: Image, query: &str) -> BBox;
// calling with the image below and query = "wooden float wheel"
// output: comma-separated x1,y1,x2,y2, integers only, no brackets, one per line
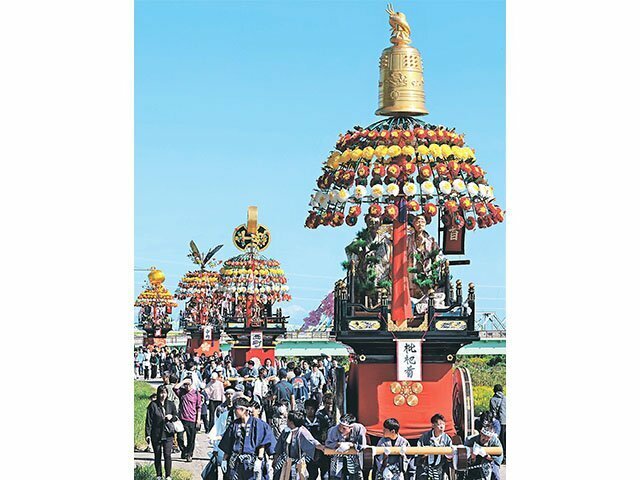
452,367,475,440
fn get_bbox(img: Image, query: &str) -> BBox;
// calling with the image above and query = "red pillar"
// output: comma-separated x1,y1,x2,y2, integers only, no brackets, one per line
391,198,413,325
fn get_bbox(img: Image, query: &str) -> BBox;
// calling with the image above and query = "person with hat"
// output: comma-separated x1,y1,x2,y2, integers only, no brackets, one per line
219,397,277,480
460,423,503,480
325,414,367,480
415,413,452,480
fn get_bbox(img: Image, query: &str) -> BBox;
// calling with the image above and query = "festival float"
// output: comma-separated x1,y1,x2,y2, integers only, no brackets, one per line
134,267,179,348
175,242,224,356
304,5,504,441
219,206,291,365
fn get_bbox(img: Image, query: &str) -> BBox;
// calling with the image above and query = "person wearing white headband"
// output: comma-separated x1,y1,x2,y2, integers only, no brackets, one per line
325,414,367,480
415,413,452,480
460,422,503,480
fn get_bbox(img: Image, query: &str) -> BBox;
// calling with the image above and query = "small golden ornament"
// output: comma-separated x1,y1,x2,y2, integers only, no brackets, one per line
393,394,406,406
406,394,419,407
390,382,402,394
148,267,166,286
411,383,423,394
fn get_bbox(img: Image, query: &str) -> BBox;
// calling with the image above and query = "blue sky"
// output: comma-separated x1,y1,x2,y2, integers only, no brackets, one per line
135,0,505,328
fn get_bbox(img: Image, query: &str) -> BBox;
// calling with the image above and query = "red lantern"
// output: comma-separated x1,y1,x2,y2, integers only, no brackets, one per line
348,205,362,217
448,161,460,176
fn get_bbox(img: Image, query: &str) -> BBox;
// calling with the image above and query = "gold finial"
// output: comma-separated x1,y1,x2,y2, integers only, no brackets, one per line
386,3,411,45
376,4,428,116
233,206,271,252
247,206,258,235
148,267,166,286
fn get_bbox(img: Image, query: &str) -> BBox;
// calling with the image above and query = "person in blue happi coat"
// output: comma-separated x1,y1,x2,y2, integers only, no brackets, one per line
219,397,277,480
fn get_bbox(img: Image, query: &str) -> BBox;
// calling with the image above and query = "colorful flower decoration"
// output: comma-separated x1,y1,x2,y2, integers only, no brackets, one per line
218,253,290,304
306,118,504,231
369,203,383,217
386,183,400,196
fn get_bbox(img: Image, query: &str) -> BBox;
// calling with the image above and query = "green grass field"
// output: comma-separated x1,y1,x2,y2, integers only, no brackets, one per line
134,464,192,480
134,380,156,450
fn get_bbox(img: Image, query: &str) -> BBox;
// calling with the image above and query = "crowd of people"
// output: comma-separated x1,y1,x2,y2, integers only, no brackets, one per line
137,347,505,480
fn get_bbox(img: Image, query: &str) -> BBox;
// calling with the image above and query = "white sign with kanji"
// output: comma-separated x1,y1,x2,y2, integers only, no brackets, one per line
203,325,213,340
250,330,263,349
396,340,422,381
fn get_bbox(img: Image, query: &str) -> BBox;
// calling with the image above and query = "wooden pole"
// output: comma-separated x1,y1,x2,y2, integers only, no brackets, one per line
322,446,503,456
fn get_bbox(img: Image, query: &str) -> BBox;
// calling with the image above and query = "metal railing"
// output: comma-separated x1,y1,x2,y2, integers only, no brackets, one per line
478,329,506,339
285,331,333,340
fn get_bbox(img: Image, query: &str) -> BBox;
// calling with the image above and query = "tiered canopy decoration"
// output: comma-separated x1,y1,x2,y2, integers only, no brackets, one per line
219,252,290,305
135,267,178,337
218,206,291,331
135,268,178,309
305,116,504,231
175,270,219,299
174,242,224,328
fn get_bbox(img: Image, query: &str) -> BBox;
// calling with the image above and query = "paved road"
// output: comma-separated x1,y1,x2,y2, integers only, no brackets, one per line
135,429,212,479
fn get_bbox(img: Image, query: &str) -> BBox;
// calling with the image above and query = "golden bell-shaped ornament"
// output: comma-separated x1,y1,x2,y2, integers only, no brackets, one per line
148,267,166,286
375,4,428,117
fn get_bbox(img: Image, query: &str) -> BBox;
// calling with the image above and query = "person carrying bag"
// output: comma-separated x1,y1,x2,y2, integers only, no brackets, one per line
145,385,179,480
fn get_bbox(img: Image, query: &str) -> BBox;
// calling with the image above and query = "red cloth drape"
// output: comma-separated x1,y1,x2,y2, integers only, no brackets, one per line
391,199,412,325
347,362,456,439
